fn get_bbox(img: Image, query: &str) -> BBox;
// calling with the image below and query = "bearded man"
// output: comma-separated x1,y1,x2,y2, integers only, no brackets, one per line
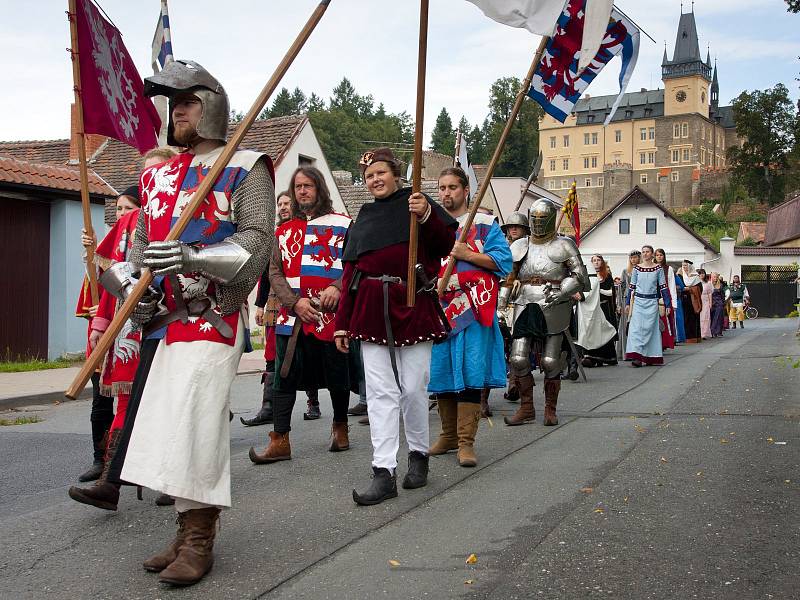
249,166,354,464
102,60,273,586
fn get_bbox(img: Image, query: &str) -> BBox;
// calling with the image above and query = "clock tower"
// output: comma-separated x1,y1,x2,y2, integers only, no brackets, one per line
662,10,711,117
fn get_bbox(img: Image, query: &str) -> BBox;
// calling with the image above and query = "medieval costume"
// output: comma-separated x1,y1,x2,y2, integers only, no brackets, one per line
625,265,671,366
576,272,618,366
248,205,353,463
674,274,686,343
728,280,749,328
659,264,677,350
105,61,274,586
429,212,512,467
700,278,713,339
336,148,456,505
711,280,726,337
677,264,702,343
499,200,589,427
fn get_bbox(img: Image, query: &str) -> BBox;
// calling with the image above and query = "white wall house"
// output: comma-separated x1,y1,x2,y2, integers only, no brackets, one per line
490,177,563,222
579,187,716,277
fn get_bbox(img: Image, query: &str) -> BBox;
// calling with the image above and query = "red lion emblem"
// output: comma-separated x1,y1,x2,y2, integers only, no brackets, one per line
183,165,236,237
308,226,345,271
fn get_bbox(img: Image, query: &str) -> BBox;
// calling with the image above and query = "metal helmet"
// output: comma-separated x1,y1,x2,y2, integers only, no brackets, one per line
528,199,558,243
144,60,230,146
500,211,531,236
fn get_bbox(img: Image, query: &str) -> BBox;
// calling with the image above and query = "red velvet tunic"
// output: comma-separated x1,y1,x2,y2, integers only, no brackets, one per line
336,209,455,346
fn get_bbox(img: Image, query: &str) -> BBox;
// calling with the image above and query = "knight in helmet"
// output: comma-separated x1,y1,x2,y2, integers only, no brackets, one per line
101,60,274,587
498,199,589,427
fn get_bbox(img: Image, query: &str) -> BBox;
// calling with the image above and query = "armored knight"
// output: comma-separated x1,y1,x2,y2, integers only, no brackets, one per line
498,199,589,427
100,60,274,587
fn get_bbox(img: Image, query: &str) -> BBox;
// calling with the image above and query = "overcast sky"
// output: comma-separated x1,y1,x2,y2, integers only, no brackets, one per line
1,0,797,144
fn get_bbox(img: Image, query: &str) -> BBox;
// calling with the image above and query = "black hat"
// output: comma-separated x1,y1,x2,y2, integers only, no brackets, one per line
359,147,400,174
119,185,140,202
683,259,694,264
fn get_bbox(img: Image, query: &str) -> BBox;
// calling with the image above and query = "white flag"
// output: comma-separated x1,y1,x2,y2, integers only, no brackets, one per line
577,0,614,75
465,0,568,36
456,135,480,201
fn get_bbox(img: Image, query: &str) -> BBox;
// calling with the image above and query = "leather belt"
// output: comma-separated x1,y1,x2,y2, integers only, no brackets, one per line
144,275,234,339
519,278,561,286
365,275,404,391
634,292,659,299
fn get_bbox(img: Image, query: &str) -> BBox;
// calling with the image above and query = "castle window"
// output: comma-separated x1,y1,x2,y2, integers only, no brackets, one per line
548,180,556,190
584,157,590,169
640,127,647,141
671,149,679,164
592,132,598,145
648,152,655,164
673,124,680,138
563,135,570,147
625,110,633,118
700,149,705,164
561,179,569,189
640,152,647,165
619,218,630,234
671,171,680,182
585,178,592,187
682,148,690,162
588,114,596,123
598,176,604,186
681,122,689,137
563,158,569,170
584,132,590,145
549,136,556,149
550,159,556,172
640,173,648,184
648,127,655,140
591,156,598,168
615,129,622,143
646,218,657,234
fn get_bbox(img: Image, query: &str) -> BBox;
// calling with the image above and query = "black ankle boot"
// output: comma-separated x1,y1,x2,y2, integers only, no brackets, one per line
402,451,429,489
353,467,398,505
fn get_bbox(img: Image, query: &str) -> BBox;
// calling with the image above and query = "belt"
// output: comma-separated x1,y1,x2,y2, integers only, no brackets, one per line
144,275,234,339
519,278,561,286
365,275,404,391
634,292,659,299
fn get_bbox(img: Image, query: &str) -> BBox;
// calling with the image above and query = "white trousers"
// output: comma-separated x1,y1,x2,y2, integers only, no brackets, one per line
361,341,432,471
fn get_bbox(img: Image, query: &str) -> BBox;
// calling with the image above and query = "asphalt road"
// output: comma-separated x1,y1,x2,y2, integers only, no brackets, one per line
0,318,797,600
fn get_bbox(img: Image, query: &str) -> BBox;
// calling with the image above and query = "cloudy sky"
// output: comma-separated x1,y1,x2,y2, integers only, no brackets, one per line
1,0,797,143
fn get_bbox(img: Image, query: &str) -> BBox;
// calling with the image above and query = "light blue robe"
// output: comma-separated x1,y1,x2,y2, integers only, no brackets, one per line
625,265,670,365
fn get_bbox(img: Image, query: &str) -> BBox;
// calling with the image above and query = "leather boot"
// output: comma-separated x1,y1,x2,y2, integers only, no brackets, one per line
352,467,398,506
480,387,492,418
78,430,109,482
543,378,561,426
158,507,220,586
249,431,291,464
155,493,175,507
143,513,187,572
329,422,350,452
68,430,121,511
429,398,458,454
456,402,481,467
504,374,519,402
240,371,274,426
504,374,535,426
401,451,429,489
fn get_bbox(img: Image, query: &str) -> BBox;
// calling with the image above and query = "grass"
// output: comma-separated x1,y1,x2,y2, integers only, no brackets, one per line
0,416,43,426
0,358,79,373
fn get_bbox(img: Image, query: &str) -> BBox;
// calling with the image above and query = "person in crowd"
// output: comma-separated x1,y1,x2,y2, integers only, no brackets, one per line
428,167,511,468
698,268,712,339
576,254,618,367
335,147,456,505
727,274,750,329
677,260,702,343
710,272,727,337
617,250,640,359
249,167,353,464
654,249,677,350
625,245,671,367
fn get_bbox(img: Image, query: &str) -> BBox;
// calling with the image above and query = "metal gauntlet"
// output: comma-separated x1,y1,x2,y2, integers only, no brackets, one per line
498,285,511,311
99,262,139,302
144,239,252,284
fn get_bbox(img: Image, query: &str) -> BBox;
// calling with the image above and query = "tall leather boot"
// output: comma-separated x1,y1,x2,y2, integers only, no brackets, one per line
456,402,481,467
480,387,492,418
240,371,274,426
158,507,220,586
249,431,291,464
143,512,187,572
504,373,519,402
329,422,350,452
504,374,535,426
543,378,561,426
429,398,458,455
68,430,121,511
78,428,108,482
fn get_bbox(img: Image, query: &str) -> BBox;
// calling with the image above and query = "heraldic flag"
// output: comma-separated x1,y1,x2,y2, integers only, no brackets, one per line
528,0,640,125
563,181,580,246
74,0,160,153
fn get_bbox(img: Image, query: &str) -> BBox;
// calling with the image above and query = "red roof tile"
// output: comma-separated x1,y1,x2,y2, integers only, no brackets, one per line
0,139,71,165
736,221,766,244
0,155,116,197
734,246,800,256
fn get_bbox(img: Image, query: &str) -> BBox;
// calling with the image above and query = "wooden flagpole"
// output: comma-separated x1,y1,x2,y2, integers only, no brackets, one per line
67,0,99,307
406,0,429,307
438,34,549,296
66,0,332,399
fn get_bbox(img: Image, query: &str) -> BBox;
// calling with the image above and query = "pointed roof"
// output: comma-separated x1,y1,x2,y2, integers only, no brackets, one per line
711,62,719,91
670,11,702,64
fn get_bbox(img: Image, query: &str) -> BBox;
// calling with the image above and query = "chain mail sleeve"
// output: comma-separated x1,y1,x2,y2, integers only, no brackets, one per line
128,204,150,269
215,156,275,315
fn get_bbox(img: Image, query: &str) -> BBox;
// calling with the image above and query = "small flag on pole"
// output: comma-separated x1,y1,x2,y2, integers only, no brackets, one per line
455,132,479,202
527,0,640,125
74,0,160,153
151,0,173,72
563,180,580,245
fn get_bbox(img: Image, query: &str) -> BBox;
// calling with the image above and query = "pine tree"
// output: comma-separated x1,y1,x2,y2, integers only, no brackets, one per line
430,108,455,155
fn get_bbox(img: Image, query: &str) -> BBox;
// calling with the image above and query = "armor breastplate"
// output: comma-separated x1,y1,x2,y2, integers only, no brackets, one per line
512,240,573,334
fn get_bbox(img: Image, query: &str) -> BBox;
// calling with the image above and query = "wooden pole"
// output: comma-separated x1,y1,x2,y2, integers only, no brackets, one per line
406,0,429,307
67,0,99,307
513,168,538,212
66,0,332,399
438,35,549,296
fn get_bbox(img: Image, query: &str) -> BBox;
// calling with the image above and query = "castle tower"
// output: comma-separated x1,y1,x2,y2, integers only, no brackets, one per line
661,9,712,118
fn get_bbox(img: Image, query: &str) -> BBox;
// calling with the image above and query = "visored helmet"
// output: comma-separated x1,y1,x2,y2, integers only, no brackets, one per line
528,199,558,243
500,211,531,235
144,60,229,146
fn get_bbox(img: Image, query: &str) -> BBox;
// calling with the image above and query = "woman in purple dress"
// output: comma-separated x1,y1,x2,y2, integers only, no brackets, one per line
710,272,726,337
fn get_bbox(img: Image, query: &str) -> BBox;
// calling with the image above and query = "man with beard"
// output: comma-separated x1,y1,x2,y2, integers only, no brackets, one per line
428,168,511,467
101,60,273,586
249,166,353,464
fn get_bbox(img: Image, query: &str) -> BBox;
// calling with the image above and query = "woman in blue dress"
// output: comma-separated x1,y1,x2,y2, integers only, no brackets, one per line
625,245,672,367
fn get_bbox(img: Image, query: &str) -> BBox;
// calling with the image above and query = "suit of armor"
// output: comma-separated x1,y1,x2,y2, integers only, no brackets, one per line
498,199,588,426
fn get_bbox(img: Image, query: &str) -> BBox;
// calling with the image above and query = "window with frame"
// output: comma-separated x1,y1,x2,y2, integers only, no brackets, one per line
298,154,315,166
615,129,622,143
648,127,655,140
563,158,569,170
548,180,556,190
561,179,569,189
584,132,590,145
597,176,604,186
646,218,657,234
640,127,647,141
549,136,556,149
584,177,592,187
591,156,597,168
671,171,679,182
682,148,690,162
591,132,598,145
640,173,648,184
610,175,616,185
681,122,689,137
671,149,679,163
648,151,655,164
673,123,680,138
640,153,647,165
700,148,705,164
583,157,590,169
619,218,630,234
563,135,570,147
549,159,556,171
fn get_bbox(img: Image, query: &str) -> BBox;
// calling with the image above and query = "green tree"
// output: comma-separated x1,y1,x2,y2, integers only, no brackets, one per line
466,122,488,164
307,92,326,113
330,78,373,118
229,109,245,123
727,84,797,205
290,87,307,113
430,108,455,155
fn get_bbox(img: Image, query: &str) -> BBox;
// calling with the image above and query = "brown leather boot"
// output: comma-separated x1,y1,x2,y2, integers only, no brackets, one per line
68,430,121,511
504,374,535,426
543,378,561,426
158,507,220,586
249,431,291,464
456,402,481,467
480,387,492,418
429,398,458,455
143,513,187,572
329,422,350,452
